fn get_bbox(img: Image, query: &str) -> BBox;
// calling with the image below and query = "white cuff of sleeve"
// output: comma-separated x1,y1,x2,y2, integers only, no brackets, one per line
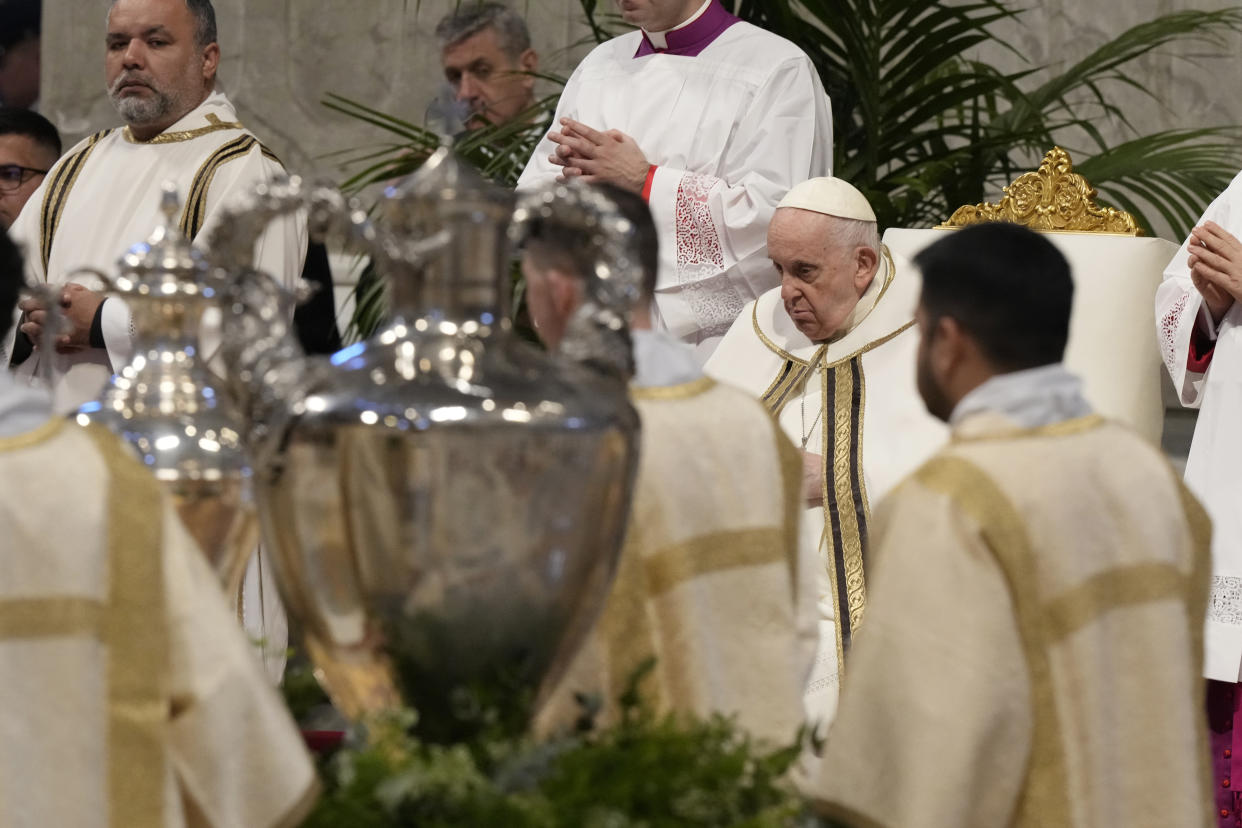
100,297,135,370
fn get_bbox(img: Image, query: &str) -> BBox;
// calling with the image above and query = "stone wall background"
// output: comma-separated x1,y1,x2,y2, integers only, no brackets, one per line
43,1,1242,236
43,0,593,181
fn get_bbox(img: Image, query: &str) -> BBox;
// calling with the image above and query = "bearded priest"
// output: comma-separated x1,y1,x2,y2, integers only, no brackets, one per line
704,177,946,726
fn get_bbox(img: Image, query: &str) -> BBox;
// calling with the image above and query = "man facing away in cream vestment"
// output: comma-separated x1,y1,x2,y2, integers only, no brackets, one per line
0,227,316,827
705,177,946,727
805,222,1213,828
5,0,307,676
515,180,817,745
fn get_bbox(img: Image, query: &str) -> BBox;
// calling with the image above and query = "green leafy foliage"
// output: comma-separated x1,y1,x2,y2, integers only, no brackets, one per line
302,665,811,828
731,0,1242,237
328,1,1242,338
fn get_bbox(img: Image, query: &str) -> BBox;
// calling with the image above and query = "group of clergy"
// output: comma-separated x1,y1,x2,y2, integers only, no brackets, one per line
4,0,1242,825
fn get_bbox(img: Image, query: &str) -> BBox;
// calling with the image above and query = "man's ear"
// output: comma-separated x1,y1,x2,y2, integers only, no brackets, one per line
202,43,221,83
519,48,538,86
930,315,970,376
548,269,583,320
854,245,879,292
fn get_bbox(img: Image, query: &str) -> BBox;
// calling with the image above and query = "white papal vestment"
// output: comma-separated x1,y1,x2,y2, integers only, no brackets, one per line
1158,170,1242,683
705,248,947,724
0,372,316,827
517,1,833,357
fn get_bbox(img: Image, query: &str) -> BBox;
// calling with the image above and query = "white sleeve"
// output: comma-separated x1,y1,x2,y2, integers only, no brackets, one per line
516,59,587,191
1155,172,1242,408
644,56,832,339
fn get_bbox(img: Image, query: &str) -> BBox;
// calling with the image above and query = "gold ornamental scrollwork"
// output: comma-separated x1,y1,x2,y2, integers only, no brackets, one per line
937,147,1142,236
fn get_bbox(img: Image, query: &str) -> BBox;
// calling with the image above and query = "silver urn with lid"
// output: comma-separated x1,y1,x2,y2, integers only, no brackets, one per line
76,183,257,600
208,150,641,739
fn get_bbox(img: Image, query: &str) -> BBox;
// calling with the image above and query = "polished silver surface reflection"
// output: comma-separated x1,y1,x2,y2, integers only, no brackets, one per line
76,183,258,599
210,150,641,733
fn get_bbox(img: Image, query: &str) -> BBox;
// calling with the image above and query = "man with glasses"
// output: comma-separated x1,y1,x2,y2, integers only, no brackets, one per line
0,107,59,229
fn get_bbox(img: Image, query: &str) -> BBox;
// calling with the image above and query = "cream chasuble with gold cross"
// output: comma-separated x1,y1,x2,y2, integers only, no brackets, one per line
0,374,316,828
705,246,946,726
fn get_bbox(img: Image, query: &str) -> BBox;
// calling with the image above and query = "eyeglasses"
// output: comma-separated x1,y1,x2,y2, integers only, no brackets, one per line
0,164,49,192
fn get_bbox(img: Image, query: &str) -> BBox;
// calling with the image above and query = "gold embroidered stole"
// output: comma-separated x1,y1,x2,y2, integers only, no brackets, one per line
39,129,115,273
38,123,285,273
763,352,870,672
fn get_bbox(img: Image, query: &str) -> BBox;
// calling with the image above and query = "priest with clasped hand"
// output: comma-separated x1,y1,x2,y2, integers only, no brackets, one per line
517,0,834,360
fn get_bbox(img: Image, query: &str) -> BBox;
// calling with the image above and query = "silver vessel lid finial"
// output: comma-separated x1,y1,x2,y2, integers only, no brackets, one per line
116,182,211,297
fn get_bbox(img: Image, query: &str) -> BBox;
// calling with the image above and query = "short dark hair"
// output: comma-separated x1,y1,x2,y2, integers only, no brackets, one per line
108,0,217,50
0,107,62,159
523,183,659,306
914,222,1073,371
0,227,23,343
435,2,531,61
0,0,39,53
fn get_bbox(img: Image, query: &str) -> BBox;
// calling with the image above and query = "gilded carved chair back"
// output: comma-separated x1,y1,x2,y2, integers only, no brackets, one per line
937,147,1142,236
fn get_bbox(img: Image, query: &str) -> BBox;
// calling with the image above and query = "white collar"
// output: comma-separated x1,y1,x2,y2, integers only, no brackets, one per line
631,328,703,388
0,369,53,439
950,363,1093,431
644,0,713,49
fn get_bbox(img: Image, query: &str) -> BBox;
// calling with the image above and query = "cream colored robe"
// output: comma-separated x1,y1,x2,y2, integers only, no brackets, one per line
704,248,947,723
0,406,315,827
533,376,817,745
2,90,307,676
803,412,1212,828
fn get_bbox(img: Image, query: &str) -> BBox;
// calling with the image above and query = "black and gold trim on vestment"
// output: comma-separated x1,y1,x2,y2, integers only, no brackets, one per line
39,129,115,273
820,357,869,667
180,136,284,240
761,345,826,417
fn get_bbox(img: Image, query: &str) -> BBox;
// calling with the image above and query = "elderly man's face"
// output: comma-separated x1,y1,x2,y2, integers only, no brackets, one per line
0,133,55,229
770,208,878,343
442,27,537,130
616,0,704,32
105,0,219,137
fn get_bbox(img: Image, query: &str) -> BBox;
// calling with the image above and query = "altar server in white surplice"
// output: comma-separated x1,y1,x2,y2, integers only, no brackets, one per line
3,0,302,679
705,177,947,728
1155,170,1242,815
0,228,317,828
516,0,833,359
517,181,817,745
3,0,305,413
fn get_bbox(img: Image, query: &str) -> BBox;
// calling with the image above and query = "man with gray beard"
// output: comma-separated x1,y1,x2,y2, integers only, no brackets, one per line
2,0,304,680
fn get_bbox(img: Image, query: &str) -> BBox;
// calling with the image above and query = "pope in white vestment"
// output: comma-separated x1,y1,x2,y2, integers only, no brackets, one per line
0,370,316,828
517,0,833,358
705,178,946,724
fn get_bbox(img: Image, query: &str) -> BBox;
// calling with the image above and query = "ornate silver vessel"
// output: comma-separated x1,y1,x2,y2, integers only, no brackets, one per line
209,151,641,739
76,184,257,600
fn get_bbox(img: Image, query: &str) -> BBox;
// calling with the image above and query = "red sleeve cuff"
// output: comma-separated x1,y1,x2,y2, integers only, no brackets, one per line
641,165,658,203
1188,322,1217,373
